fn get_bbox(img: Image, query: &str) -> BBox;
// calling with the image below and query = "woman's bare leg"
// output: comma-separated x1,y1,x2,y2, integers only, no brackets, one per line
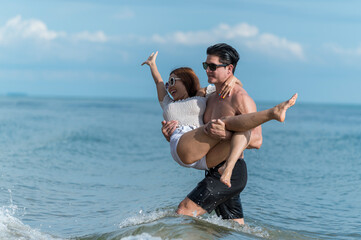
222,93,298,132
177,93,297,165
204,140,231,168
218,131,251,187
177,125,220,165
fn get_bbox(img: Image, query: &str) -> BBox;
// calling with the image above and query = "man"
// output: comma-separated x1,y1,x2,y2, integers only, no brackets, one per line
162,43,262,225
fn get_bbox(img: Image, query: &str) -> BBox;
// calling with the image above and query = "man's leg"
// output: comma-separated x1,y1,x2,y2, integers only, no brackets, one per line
176,159,247,223
214,194,245,225
234,219,245,225
177,197,207,217
177,195,245,225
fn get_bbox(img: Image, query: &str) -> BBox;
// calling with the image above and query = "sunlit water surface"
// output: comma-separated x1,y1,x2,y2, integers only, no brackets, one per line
1,97,360,239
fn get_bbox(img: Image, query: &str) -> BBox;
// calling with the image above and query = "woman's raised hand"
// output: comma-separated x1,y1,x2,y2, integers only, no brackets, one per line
141,51,158,66
219,75,238,99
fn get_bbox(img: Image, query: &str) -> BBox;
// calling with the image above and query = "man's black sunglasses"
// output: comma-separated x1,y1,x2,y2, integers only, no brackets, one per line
202,62,229,71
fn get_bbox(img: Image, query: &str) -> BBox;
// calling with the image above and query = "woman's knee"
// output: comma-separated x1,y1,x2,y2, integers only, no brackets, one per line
244,130,251,141
235,130,251,142
177,145,197,164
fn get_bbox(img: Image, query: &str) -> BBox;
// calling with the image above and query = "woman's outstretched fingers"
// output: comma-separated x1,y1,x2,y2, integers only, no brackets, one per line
141,51,158,66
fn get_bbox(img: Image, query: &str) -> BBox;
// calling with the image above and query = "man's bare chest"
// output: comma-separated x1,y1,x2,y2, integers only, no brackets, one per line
204,97,237,123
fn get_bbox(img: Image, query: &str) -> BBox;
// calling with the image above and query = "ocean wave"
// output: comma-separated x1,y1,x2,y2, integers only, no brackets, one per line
0,204,62,240
121,233,163,240
115,208,271,240
114,208,318,240
119,209,176,229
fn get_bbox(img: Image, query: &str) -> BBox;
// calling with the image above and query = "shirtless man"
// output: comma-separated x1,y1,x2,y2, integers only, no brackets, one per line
162,43,262,225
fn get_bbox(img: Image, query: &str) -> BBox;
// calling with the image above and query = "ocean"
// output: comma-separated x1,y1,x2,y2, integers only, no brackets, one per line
0,96,360,240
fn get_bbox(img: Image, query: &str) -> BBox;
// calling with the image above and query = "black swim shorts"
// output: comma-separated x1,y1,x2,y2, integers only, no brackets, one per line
187,159,247,219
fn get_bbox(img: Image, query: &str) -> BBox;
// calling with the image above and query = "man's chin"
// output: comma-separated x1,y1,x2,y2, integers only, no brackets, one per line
207,78,217,84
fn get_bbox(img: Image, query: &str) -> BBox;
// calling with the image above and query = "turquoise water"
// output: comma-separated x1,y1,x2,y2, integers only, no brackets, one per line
0,97,360,239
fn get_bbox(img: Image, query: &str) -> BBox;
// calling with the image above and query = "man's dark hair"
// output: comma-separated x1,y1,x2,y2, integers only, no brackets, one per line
206,43,240,73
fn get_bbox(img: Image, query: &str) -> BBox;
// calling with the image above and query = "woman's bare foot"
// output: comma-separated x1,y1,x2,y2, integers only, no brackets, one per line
272,93,298,122
218,165,232,188
218,164,225,175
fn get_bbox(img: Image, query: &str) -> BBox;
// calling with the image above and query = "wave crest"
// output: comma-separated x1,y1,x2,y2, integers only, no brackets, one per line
0,204,62,240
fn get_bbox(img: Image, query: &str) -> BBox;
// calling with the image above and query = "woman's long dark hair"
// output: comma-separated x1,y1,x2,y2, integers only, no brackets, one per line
170,67,200,97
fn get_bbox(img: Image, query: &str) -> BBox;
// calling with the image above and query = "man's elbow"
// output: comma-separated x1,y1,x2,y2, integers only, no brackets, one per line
253,137,262,149
249,136,262,149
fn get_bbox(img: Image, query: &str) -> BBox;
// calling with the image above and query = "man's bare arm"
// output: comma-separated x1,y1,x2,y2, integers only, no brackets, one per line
248,125,262,149
234,93,263,149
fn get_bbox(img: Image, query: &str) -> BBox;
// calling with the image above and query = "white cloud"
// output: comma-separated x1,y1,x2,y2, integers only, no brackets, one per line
152,23,258,46
325,43,361,56
245,33,304,60
73,31,107,43
0,15,64,44
151,23,304,60
0,15,108,45
215,23,259,39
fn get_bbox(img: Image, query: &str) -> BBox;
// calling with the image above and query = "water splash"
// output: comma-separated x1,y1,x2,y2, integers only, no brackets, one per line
121,233,162,240
0,206,62,240
0,189,62,240
119,209,176,229
118,208,271,239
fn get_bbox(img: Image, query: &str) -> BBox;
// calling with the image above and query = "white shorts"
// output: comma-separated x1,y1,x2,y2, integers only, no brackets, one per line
169,126,208,170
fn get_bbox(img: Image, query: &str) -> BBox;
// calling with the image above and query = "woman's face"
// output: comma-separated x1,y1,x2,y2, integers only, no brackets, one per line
167,73,189,101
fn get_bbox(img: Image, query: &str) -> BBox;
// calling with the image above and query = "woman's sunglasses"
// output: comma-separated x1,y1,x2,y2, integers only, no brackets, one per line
202,62,229,71
165,77,181,89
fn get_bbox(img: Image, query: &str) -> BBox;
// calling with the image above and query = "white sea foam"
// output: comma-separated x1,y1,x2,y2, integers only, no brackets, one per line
0,205,62,240
121,232,162,240
119,209,175,228
119,209,270,239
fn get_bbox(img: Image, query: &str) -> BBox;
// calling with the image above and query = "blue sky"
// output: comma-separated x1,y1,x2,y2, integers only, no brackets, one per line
0,0,360,104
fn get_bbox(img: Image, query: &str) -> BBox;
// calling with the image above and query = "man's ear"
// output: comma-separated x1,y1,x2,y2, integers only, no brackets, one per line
227,64,234,74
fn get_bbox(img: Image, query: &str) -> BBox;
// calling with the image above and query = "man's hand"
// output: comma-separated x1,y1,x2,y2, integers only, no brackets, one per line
161,120,178,142
204,119,232,140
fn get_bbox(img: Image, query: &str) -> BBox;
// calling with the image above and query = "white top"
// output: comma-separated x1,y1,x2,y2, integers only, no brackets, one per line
160,85,215,127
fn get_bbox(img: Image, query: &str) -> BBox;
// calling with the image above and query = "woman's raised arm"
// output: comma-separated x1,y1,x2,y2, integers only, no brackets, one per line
141,51,168,102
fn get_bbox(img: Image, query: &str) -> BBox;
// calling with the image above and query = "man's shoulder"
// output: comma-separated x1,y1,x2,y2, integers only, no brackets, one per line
231,85,251,101
231,86,256,113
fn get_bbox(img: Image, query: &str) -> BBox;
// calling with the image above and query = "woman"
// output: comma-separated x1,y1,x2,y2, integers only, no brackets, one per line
142,51,297,187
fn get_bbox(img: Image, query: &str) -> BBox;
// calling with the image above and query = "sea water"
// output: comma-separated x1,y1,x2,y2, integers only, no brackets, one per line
0,96,360,240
